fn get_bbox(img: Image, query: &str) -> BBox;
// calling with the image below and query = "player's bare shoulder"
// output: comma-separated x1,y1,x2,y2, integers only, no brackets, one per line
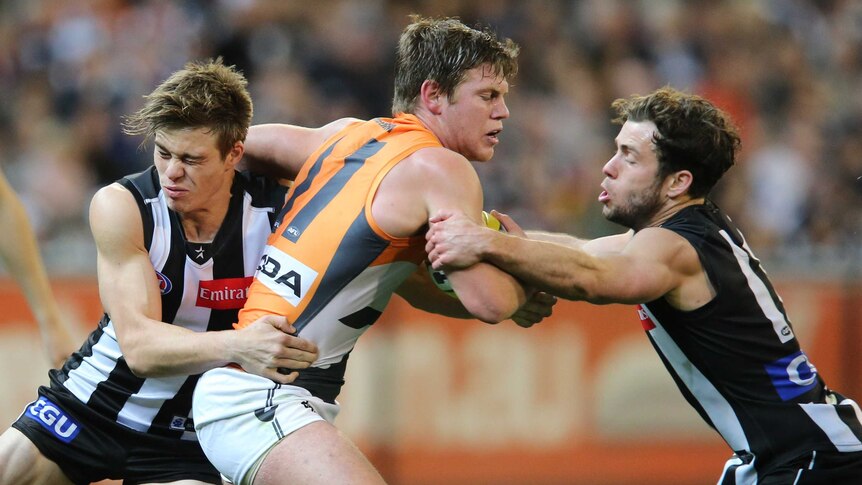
89,183,143,250
409,146,478,179
629,226,711,309
396,147,483,202
372,147,479,239
90,183,136,220
628,227,698,268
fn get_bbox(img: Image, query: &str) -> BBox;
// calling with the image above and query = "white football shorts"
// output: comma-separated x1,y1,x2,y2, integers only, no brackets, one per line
193,366,340,485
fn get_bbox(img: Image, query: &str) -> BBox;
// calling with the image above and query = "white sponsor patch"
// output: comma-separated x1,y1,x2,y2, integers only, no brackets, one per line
256,246,318,307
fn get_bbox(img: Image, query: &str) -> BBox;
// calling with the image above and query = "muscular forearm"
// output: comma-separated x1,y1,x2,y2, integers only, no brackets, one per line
395,264,474,318
121,314,315,384
484,234,603,302
450,262,527,323
403,293,474,319
120,320,236,377
524,230,588,248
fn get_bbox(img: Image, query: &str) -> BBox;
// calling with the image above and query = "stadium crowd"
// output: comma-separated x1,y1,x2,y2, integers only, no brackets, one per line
1,0,860,275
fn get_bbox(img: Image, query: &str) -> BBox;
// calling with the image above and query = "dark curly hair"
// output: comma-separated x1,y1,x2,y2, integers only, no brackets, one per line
612,86,741,198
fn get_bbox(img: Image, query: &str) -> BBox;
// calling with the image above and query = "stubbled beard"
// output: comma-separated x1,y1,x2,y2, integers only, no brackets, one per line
603,183,663,230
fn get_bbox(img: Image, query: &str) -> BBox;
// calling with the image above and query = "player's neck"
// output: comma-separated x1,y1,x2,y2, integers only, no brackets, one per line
179,193,232,243
647,197,705,229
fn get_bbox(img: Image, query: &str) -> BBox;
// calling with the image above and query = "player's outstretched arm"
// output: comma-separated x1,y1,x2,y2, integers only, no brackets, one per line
90,184,317,383
428,212,689,305
494,209,634,252
0,170,77,367
243,118,362,179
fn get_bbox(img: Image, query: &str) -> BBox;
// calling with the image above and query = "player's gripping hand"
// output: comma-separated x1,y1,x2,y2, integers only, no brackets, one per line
231,315,319,384
488,210,525,237
426,210,493,270
511,291,557,328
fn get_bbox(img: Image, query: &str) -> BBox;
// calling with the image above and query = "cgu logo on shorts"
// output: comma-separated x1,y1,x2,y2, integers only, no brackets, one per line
256,246,318,307
25,397,81,443
765,350,819,401
197,277,253,310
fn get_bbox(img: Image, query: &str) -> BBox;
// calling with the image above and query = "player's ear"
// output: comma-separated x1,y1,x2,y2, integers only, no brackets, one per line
666,170,693,198
226,141,244,169
419,80,445,115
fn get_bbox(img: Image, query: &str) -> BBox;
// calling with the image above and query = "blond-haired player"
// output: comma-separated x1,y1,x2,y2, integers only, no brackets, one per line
193,16,554,485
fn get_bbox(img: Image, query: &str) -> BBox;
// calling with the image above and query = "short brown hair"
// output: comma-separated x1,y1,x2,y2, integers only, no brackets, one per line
391,15,519,115
122,58,252,157
612,86,741,198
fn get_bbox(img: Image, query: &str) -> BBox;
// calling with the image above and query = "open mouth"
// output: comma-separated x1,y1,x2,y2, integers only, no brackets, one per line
486,128,502,143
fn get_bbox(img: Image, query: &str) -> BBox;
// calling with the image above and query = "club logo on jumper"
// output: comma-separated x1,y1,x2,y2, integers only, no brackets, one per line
169,416,195,432
155,271,172,295
256,246,318,306
636,304,656,331
765,350,819,401
25,397,81,443
196,277,254,310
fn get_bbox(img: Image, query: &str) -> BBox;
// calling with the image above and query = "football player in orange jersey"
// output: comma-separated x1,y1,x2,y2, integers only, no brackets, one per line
192,16,555,485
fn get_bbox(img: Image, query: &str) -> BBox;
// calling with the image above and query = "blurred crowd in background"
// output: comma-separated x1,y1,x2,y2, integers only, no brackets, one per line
0,0,860,276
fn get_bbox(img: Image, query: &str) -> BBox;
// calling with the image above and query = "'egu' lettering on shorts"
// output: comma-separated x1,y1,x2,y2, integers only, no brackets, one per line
765,350,819,401
25,397,81,443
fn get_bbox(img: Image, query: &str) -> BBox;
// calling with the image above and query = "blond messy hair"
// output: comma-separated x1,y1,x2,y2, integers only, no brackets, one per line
122,58,252,157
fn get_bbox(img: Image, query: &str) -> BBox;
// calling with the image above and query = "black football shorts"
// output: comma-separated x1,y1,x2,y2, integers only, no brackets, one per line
11,384,220,485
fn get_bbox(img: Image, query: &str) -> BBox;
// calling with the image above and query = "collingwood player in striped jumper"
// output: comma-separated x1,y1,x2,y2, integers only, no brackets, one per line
0,59,318,485
427,87,862,484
